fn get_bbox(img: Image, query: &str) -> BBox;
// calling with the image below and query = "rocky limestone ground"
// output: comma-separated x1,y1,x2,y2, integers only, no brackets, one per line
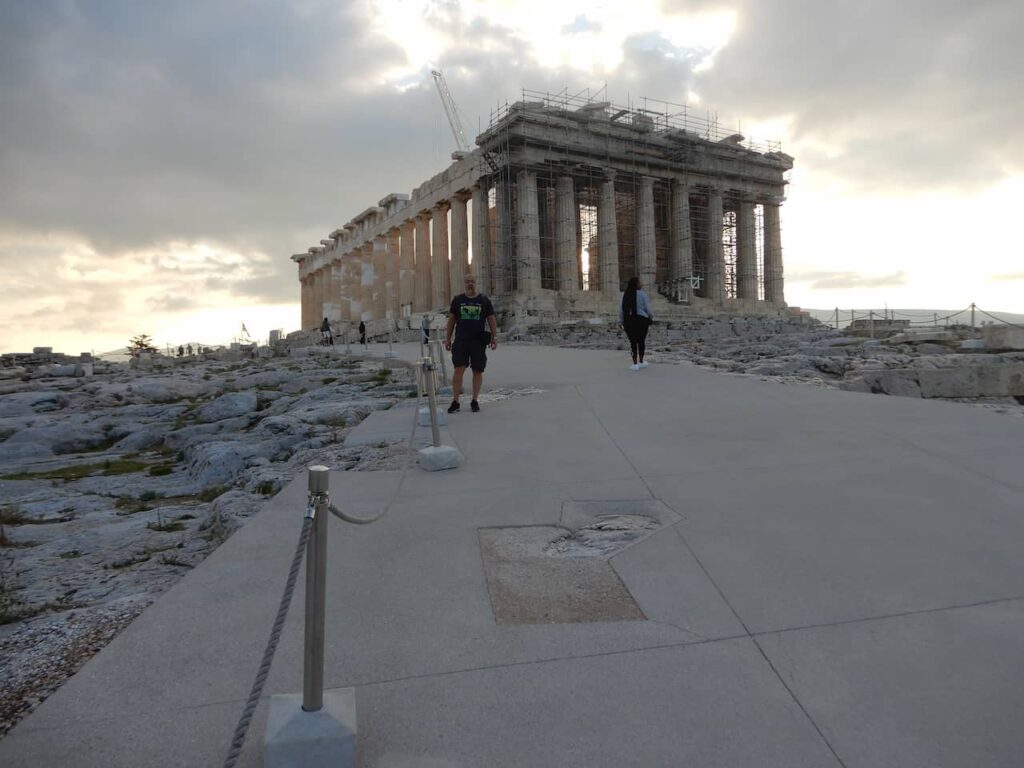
510,315,1024,417
0,350,417,737
3,321,1022,738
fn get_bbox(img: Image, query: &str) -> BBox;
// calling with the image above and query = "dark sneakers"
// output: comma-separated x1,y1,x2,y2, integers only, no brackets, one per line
447,400,460,414
470,400,480,412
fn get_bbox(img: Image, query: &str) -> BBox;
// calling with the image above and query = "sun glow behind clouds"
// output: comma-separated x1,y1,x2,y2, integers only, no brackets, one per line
369,0,734,82
0,238,292,354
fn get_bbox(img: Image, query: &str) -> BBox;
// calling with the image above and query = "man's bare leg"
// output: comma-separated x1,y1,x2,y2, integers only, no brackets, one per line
471,371,482,402
451,366,467,403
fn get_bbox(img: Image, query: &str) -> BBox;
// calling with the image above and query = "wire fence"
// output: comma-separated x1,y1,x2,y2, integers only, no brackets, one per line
824,303,1024,331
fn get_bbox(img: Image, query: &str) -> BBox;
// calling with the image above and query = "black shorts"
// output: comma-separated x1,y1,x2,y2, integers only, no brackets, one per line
452,338,487,372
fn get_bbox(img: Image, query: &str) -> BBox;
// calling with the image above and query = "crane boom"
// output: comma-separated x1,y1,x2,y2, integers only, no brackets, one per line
431,69,470,153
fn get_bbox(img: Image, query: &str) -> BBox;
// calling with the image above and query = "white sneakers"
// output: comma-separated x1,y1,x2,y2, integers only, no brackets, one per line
629,363,640,371
638,362,649,368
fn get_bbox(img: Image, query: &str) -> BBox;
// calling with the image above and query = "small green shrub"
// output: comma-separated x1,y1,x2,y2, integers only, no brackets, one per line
255,480,276,496
198,486,226,503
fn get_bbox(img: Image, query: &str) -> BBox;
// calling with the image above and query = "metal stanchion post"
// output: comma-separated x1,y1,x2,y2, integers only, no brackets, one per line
433,339,448,388
421,358,442,448
303,466,329,713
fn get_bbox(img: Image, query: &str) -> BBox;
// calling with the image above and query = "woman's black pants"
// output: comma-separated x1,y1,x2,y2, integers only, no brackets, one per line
624,317,650,361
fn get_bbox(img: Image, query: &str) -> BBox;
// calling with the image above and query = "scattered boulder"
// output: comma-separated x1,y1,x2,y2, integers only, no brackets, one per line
195,392,257,423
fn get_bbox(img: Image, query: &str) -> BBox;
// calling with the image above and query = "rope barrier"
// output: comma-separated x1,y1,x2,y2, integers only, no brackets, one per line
223,362,424,764
223,513,313,768
976,307,1024,330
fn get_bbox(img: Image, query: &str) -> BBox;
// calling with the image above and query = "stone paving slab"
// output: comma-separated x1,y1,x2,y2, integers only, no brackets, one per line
2,344,1023,767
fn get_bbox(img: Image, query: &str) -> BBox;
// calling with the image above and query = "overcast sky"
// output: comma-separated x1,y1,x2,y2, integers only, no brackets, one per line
2,0,1022,353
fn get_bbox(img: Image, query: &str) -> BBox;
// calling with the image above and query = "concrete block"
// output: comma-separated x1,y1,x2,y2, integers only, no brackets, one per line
960,339,986,350
265,689,357,768
417,406,447,427
418,445,462,471
982,326,1024,350
917,364,1024,398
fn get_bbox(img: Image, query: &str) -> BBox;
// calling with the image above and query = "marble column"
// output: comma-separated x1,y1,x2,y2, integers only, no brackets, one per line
597,174,620,297
515,170,541,297
471,183,491,295
372,234,387,320
670,178,694,288
555,176,578,295
360,246,374,322
431,202,450,309
494,177,512,294
414,212,432,313
347,249,363,323
313,267,326,326
450,192,470,296
327,259,343,323
386,227,401,320
299,275,310,330
338,258,352,323
399,220,416,313
763,201,785,305
736,199,758,300
636,176,657,291
705,188,725,304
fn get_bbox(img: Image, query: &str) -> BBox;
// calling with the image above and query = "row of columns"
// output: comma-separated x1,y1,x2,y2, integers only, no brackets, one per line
299,174,785,330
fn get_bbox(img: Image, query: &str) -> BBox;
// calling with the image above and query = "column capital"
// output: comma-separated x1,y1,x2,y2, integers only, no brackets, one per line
452,189,472,203
432,200,451,214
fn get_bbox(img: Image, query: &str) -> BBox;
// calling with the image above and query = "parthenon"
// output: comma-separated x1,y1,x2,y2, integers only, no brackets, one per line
293,89,794,333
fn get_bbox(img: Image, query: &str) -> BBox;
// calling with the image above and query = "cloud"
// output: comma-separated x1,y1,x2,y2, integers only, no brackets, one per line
0,1,409,255
787,271,907,290
991,273,1024,281
562,15,600,34
148,294,201,313
2,0,1022,350
687,0,1024,190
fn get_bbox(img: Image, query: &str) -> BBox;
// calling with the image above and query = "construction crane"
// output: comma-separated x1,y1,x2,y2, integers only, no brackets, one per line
431,69,470,154
430,69,500,172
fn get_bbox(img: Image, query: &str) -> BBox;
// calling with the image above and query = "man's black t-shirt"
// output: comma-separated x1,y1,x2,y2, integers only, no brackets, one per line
449,293,495,343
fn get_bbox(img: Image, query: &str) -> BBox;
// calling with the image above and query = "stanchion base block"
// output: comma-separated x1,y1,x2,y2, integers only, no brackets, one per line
383,351,398,358
418,445,462,471
265,689,357,768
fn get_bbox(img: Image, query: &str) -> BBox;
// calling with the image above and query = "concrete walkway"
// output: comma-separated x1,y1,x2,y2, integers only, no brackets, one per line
3,344,1024,767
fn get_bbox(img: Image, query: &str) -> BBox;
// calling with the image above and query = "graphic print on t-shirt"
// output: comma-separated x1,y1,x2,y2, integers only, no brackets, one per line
459,303,482,322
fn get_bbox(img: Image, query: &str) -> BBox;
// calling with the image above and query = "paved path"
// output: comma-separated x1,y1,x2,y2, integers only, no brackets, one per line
3,344,1024,767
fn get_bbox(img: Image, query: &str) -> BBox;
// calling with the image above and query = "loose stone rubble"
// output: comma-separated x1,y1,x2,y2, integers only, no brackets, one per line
0,350,416,736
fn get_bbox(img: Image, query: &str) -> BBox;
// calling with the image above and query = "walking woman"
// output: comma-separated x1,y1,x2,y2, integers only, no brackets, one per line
620,276,653,370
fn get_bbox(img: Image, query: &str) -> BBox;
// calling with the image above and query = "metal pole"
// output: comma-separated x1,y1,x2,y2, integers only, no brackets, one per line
303,466,329,713
869,311,875,339
422,358,442,448
971,302,976,330
433,339,448,388
345,328,351,356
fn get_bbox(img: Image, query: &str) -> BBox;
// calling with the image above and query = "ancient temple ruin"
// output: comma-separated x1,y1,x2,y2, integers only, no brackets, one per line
293,90,793,332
